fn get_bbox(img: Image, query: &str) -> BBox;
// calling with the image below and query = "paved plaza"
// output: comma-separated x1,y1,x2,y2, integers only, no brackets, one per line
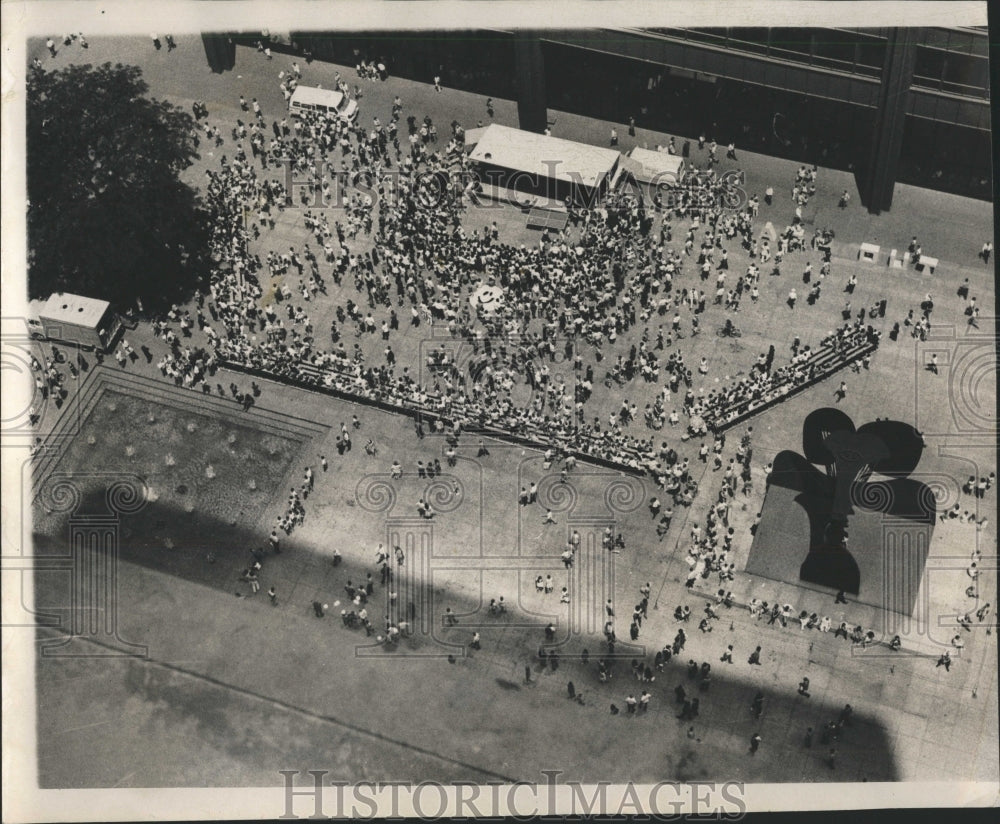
11,31,999,800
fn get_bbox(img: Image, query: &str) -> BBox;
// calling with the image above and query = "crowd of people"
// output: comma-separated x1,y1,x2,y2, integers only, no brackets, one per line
175,72,889,485
25,39,997,782
29,40,917,490
698,319,880,431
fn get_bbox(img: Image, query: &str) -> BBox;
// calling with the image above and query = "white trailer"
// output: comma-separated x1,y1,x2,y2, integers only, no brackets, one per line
27,292,123,352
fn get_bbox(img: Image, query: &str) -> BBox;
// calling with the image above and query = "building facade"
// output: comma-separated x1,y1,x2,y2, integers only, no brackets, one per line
213,28,992,208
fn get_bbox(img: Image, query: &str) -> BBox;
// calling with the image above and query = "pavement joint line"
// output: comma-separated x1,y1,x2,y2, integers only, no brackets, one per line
98,367,330,437
33,623,520,783
31,365,330,501
24,35,997,784
30,366,109,496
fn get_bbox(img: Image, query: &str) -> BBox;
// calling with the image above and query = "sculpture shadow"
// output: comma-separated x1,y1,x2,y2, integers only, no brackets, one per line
749,409,935,615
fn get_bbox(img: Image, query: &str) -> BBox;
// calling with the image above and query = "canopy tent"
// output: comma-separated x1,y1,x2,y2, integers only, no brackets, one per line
622,147,686,186
462,126,488,150
468,124,621,205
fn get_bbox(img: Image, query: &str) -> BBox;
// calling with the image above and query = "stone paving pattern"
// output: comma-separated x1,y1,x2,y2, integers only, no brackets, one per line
21,34,998,788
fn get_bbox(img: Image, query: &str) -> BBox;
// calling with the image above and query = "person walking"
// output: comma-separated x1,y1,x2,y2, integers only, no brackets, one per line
749,733,762,754
748,645,762,665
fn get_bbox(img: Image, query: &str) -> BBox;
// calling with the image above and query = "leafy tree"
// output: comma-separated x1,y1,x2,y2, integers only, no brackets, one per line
27,62,210,312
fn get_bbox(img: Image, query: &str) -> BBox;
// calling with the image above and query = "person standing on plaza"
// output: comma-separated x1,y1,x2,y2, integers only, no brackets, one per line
749,733,762,754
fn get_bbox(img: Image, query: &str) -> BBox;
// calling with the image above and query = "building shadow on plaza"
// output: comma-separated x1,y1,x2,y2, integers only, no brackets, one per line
30,480,901,783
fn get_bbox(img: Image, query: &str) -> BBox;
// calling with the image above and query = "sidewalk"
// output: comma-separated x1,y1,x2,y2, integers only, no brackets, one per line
24,33,999,790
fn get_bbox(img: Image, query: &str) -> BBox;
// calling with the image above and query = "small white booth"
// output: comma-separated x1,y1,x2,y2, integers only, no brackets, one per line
28,292,122,351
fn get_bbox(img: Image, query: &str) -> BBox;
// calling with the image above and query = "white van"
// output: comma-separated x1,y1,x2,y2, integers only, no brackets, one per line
288,85,359,122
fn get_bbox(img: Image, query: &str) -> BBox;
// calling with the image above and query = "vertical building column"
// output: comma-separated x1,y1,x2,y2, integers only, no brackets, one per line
566,521,616,637
38,475,148,658
514,31,548,133
202,33,236,73
860,28,918,214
